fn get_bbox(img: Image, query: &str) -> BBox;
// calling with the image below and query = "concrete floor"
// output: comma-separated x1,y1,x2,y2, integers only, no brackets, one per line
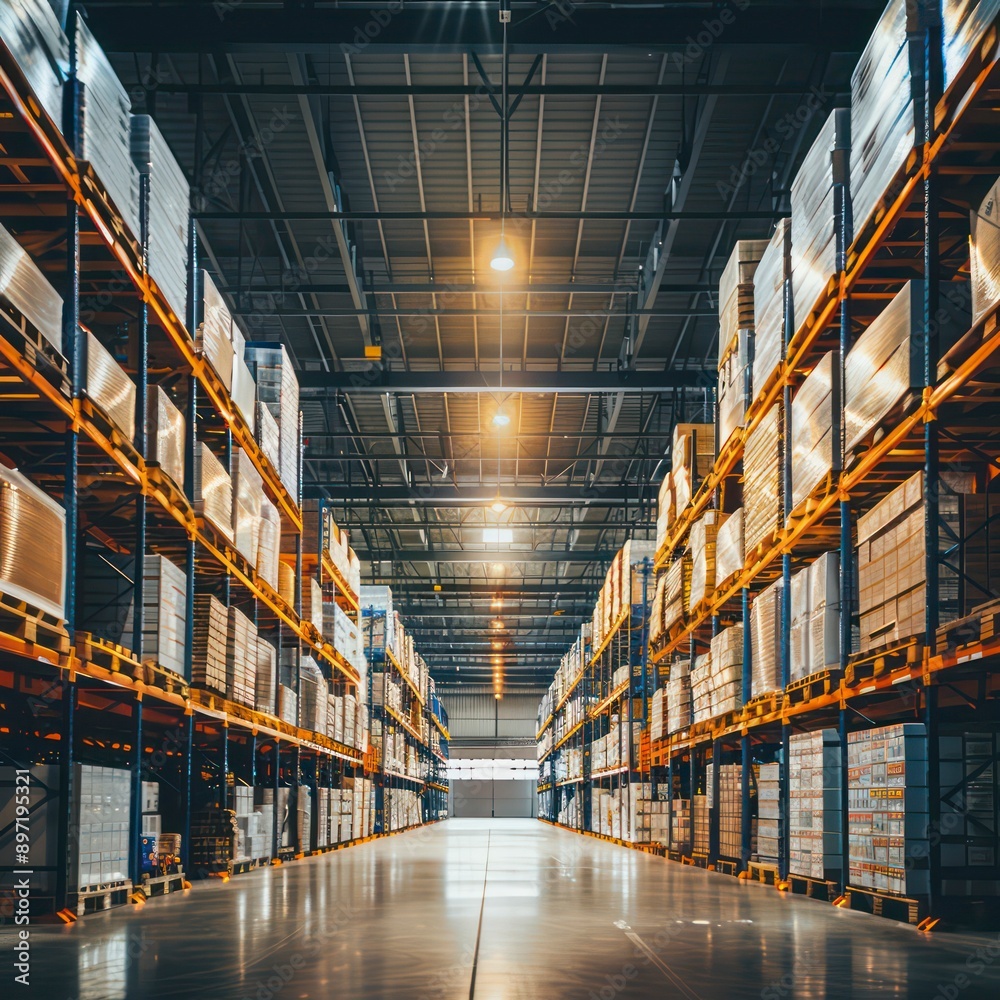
6,818,1000,998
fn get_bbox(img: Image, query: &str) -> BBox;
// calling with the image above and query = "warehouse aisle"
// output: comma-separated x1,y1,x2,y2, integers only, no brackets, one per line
8,819,1000,999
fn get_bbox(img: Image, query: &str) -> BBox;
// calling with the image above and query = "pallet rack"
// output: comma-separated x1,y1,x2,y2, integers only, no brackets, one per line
0,27,386,919
639,5,1000,925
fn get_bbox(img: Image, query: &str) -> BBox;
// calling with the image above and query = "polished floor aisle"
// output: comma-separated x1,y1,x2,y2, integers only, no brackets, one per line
7,818,1000,999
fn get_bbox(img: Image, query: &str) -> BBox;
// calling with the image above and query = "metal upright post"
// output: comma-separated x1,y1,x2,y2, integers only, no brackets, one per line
184,220,199,685
182,712,194,874
741,587,752,869
129,696,144,886
221,723,229,811
709,738,721,864
272,739,281,858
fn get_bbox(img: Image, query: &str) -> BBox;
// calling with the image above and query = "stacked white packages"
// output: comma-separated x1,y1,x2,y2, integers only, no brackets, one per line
750,579,782,697
0,0,68,129
226,606,257,707
752,219,791,396
708,625,743,716
245,343,300,498
299,656,328,735
790,564,811,681
844,280,921,453
756,763,781,863
121,554,187,677
130,115,190,324
255,401,282,475
192,594,228,694
72,765,131,889
256,498,281,591
809,551,841,673
663,553,690,636
147,385,185,488
715,507,744,589
666,659,692,734
850,0,916,240
719,238,769,361
650,687,667,742
743,403,783,558
0,221,64,353
196,270,235,391
86,331,136,441
229,324,256,435
74,14,141,240
717,765,746,860
789,729,843,881
0,463,66,619
232,448,264,567
790,351,838,513
689,510,727,613
718,329,752,447
255,636,277,714
192,442,233,542
970,176,1000,324
791,110,851,332
944,1,1000,89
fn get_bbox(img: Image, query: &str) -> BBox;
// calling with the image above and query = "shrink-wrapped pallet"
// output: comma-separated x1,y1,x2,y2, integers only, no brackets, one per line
0,0,68,129
688,510,727,613
945,0,1000,89
230,326,257,435
130,115,190,325
650,687,667,742
0,221,64,352
971,175,1000,324
715,507,744,589
662,554,691,636
809,550,841,671
791,351,838,512
255,400,281,476
850,0,916,240
147,385,185,488
71,765,131,889
752,219,791,395
192,442,233,542
256,497,281,591
743,403,783,559
666,659,692,734
718,763,748,861
655,470,675,551
709,625,743,717
789,565,811,682
277,683,297,727
195,270,235,391
245,343,300,497
85,331,136,441
719,239,769,363
845,281,921,454
232,448,263,567
226,606,257,707
299,656,328,735
672,423,715,513
255,636,277,714
789,729,843,881
750,579,782,697
305,576,323,632
121,554,186,677
649,573,667,646
192,594,228,693
0,463,66,619
623,538,656,604
791,110,851,332
718,328,752,447
756,762,781,863
74,15,141,240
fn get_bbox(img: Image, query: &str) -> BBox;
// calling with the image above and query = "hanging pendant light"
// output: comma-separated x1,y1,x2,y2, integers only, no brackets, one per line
490,236,515,272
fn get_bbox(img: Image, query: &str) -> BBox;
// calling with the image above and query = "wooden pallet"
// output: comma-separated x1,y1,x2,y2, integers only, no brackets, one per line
843,885,924,926
747,861,780,886
72,879,132,916
138,869,187,899
744,691,783,720
846,636,924,687
0,590,70,653
936,596,1000,651
0,300,70,389
75,632,143,679
715,858,739,877
78,163,144,273
691,851,711,869
785,668,841,706
788,873,839,901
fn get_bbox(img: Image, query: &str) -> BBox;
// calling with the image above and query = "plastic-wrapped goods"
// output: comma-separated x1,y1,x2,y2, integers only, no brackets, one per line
256,498,281,591
655,470,675,551
0,0,68,128
709,625,743,717
86,331,136,441
192,594,228,694
688,510,728,613
718,764,747,861
255,401,281,476
195,271,235,391
0,463,66,619
719,239,769,364
752,219,791,395
130,116,190,325
789,730,843,881
305,576,323,631
192,442,234,543
232,448,263,567
790,351,838,513
672,423,715,513
750,579,782,697
847,724,929,896
789,565,811,682
809,551,841,671
650,687,667,742
648,573,667,646
71,765,131,889
945,1,1000,88
121,555,186,677
277,684,298,727
226,606,257,707
662,553,691,636
845,281,920,454
743,403,783,559
666,659,692,734
299,656,328,735
756,763,781,862
622,538,656,604
714,507,744,589
146,385,185,488
692,651,713,725
791,110,851,333
245,343,300,497
971,176,1000,324
230,327,257,435
255,637,277,714
73,15,141,241
717,328,752,447
0,221,64,352
850,0,915,240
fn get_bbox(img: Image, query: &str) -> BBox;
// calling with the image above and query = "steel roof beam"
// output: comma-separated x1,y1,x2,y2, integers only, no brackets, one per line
234,281,716,295
358,548,616,564
312,485,645,505
194,209,782,222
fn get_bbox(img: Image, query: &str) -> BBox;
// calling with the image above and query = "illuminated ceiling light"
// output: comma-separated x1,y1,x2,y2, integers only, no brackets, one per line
491,640,503,650
492,410,511,428
490,497,507,513
492,563,505,575
490,237,515,272
491,618,504,630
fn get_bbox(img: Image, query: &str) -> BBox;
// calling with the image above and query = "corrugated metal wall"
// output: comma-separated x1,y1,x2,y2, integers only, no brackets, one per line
437,691,543,740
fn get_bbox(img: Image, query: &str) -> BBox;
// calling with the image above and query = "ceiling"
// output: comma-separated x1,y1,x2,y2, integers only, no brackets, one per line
84,0,889,689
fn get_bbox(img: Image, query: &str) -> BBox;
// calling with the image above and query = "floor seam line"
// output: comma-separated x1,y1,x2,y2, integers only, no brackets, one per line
467,829,491,1000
